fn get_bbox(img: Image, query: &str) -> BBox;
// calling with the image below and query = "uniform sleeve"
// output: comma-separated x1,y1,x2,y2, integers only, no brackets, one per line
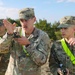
26,32,50,66
49,43,58,75
0,33,13,54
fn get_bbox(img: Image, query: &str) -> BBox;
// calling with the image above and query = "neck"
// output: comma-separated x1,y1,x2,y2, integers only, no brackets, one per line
64,37,74,44
64,38,69,42
64,34,75,42
25,27,35,36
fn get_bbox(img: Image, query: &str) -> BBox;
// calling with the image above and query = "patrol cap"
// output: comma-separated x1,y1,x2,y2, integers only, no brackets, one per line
19,8,35,20
0,20,4,26
58,16,75,28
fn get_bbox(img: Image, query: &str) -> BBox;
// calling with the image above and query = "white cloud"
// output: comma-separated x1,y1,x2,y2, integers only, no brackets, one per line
0,0,19,19
57,0,65,3
0,7,19,19
67,0,75,2
0,0,4,6
57,0,75,2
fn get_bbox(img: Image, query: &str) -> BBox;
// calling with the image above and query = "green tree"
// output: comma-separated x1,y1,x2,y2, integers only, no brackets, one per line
7,18,21,27
51,21,62,40
35,19,56,40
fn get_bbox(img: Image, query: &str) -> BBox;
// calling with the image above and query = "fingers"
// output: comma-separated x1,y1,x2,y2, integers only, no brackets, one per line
3,19,16,34
3,19,12,27
13,22,16,27
57,68,63,75
13,23,16,30
66,69,69,75
68,38,75,45
14,37,30,45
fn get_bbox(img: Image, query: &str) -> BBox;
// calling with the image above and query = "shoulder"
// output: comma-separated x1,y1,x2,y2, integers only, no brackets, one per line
35,28,50,43
53,40,61,45
51,40,61,49
35,28,49,39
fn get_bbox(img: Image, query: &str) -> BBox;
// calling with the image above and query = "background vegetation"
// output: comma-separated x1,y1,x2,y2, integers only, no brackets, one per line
0,18,62,40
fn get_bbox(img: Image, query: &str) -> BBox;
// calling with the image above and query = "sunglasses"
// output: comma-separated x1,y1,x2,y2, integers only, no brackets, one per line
60,28,68,29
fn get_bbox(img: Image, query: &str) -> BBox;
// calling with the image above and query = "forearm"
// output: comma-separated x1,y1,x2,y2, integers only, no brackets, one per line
50,64,58,75
26,44,48,66
0,33,13,53
49,51,58,75
49,57,58,75
26,34,50,66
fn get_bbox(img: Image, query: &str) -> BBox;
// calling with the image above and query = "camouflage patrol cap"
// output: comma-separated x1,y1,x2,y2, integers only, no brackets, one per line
19,8,35,20
58,16,75,28
0,20,4,26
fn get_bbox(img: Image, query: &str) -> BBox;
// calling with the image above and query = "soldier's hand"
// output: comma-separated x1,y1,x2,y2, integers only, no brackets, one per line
57,68,63,75
57,68,69,75
14,36,30,46
68,38,75,45
3,19,16,34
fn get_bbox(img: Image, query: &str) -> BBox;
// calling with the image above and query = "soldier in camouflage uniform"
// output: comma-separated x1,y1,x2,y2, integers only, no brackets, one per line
0,8,50,75
49,16,75,75
0,21,6,37
0,21,9,75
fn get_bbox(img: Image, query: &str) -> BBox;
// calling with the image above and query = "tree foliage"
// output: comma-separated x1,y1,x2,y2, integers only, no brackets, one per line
35,19,60,40
0,18,61,40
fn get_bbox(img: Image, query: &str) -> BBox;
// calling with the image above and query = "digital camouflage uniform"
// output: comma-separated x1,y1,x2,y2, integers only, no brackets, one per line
0,53,9,75
0,21,9,75
49,40,75,75
49,16,75,75
0,27,50,75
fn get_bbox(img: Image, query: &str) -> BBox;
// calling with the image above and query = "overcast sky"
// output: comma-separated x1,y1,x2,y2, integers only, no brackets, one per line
0,0,75,23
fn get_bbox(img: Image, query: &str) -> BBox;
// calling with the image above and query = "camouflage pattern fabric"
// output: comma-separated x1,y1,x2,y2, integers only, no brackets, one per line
0,34,10,75
49,40,75,75
0,27,50,75
58,16,75,28
19,8,35,20
0,53,9,75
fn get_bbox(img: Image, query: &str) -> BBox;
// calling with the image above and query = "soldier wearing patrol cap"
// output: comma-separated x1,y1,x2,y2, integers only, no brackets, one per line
0,20,9,75
0,20,6,37
49,16,75,75
0,8,50,75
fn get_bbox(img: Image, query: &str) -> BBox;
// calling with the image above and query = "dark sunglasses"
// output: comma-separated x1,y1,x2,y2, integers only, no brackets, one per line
60,27,68,29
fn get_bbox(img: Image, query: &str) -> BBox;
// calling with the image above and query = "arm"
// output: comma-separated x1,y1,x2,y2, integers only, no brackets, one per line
49,43,59,75
26,32,50,66
0,33,13,54
0,19,16,54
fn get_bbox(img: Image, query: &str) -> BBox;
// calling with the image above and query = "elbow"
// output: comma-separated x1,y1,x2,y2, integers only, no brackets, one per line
34,55,47,66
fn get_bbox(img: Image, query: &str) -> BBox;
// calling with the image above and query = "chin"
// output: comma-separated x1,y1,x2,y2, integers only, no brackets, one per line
62,36,65,38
